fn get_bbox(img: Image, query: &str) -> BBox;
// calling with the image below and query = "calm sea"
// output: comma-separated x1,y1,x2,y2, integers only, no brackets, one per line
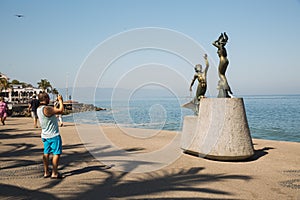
63,95,300,143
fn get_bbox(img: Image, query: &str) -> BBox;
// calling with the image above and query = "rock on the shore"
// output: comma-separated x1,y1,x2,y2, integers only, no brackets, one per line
66,103,106,114
10,102,105,117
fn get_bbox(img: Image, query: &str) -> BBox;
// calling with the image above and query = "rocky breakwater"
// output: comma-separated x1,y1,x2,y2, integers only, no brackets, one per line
10,100,105,117
63,100,106,115
10,104,30,117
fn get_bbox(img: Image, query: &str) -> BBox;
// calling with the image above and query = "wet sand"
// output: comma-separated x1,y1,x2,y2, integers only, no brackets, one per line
0,117,299,199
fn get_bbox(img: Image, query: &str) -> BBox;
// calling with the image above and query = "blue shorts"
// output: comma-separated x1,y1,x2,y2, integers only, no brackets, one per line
42,135,62,155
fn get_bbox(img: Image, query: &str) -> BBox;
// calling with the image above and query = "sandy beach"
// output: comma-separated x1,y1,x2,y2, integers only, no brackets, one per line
0,117,299,200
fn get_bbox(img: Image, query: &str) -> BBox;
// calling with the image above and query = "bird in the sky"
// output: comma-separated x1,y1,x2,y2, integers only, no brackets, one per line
15,14,24,18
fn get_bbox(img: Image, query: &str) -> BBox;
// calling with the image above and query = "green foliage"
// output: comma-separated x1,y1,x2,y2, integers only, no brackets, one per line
11,79,20,84
52,88,59,95
0,78,10,91
1,73,54,93
37,79,52,92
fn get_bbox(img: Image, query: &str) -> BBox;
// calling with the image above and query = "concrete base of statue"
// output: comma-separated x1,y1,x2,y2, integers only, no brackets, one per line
181,98,254,160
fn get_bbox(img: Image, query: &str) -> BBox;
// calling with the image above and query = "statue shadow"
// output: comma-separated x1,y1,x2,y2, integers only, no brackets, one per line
183,145,275,163
246,146,275,161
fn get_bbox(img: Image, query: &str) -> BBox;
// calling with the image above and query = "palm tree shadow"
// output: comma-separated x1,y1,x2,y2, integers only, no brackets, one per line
1,138,253,200
0,183,59,200
74,167,251,199
36,143,252,199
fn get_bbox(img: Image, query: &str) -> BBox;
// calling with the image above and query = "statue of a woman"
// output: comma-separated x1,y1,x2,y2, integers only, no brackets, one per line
212,32,233,98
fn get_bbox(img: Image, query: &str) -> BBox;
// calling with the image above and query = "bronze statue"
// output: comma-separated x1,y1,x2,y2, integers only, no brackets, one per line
213,32,233,98
182,54,209,115
190,54,209,100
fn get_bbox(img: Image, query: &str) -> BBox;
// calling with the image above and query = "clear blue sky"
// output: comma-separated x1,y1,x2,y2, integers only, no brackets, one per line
1,0,300,96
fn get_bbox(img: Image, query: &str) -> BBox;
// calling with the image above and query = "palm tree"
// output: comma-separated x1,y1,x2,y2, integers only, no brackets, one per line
37,79,52,93
0,73,10,92
51,88,59,101
11,79,20,84
0,73,11,100
0,72,9,81
52,88,59,96
0,78,10,92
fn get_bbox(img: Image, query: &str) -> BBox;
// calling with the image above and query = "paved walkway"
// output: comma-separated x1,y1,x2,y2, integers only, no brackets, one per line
0,117,299,199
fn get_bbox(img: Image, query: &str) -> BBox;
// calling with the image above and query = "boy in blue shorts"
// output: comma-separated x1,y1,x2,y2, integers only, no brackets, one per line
37,92,64,179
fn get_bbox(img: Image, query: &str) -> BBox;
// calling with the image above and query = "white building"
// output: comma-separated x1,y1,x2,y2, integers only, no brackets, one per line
13,84,42,103
0,73,45,104
1,84,42,104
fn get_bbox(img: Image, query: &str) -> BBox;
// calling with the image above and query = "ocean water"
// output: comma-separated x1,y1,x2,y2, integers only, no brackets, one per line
243,95,300,142
63,95,300,143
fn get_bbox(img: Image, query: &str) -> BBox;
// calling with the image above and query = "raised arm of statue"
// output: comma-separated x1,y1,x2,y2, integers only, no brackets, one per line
212,40,219,48
203,54,209,74
223,32,228,42
213,32,228,49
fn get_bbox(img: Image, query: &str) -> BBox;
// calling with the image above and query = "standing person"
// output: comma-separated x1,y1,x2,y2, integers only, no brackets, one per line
37,93,64,179
0,97,8,125
54,97,64,127
28,94,40,128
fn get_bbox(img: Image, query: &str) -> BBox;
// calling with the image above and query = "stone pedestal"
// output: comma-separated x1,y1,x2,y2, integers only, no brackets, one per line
181,98,254,160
